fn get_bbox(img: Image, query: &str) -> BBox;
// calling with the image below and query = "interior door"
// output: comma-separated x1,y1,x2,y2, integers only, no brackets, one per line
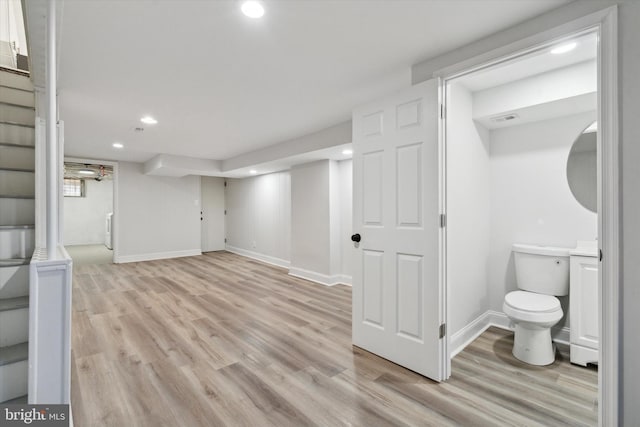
201,176,226,252
352,78,445,381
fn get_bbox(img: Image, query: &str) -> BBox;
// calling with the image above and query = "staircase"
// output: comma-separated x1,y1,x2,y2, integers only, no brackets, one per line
0,69,35,404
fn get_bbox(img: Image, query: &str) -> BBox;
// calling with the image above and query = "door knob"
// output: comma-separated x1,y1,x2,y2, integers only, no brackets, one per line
351,233,361,243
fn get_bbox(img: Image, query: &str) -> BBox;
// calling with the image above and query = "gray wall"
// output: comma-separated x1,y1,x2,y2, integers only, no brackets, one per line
411,1,640,422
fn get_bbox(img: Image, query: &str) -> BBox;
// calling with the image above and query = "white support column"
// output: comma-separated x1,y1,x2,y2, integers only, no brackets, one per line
46,0,57,260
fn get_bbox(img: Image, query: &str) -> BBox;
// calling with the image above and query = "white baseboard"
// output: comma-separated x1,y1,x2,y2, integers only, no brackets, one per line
225,245,290,269
451,309,571,357
288,267,351,287
114,249,201,264
450,311,493,358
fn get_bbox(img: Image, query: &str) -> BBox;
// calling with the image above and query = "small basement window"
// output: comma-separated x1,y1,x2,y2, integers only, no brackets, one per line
63,178,85,197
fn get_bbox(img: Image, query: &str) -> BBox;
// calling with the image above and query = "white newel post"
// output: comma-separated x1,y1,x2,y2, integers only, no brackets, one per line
46,0,57,259
28,0,73,406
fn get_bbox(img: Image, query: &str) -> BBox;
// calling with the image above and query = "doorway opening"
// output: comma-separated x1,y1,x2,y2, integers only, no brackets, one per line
443,28,603,424
63,160,116,265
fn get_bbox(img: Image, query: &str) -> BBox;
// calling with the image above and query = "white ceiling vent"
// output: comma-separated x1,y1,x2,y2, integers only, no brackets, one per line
490,113,520,123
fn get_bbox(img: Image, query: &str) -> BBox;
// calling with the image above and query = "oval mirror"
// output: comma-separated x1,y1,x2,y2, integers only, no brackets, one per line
566,122,597,213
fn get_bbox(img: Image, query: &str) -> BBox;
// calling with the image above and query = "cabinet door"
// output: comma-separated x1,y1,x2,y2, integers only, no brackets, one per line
570,256,599,349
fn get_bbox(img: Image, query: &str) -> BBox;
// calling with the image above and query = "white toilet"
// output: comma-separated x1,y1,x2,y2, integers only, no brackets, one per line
503,243,570,366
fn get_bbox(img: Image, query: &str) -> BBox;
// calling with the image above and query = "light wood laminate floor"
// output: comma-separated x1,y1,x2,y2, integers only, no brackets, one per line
71,251,598,426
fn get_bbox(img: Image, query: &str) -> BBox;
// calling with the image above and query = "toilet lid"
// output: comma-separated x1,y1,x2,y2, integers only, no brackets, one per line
504,291,561,313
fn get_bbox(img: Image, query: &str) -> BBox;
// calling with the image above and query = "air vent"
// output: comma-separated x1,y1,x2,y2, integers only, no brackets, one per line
134,127,145,132
490,113,519,123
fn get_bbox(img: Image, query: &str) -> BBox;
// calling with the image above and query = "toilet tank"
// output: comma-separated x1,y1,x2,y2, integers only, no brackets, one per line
512,244,570,296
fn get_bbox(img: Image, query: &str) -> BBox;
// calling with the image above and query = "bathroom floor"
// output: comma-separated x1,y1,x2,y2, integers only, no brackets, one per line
452,326,598,425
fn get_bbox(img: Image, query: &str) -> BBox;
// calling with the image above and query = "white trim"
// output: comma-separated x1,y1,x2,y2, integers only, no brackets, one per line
288,266,350,287
114,249,201,264
336,274,352,286
450,311,492,358
224,245,290,269
450,310,571,358
594,7,619,427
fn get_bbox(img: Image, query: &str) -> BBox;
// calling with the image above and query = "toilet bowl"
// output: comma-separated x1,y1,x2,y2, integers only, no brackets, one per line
503,290,563,365
504,244,570,366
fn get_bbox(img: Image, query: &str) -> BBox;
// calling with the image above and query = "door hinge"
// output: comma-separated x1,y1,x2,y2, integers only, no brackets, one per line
224,210,227,215
599,249,603,262
224,181,227,187
440,104,445,119
224,238,227,243
439,214,446,228
439,323,446,339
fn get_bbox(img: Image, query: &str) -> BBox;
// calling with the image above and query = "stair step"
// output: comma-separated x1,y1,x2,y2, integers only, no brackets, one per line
0,103,35,126
0,86,34,108
0,142,34,149
0,195,34,199
0,356,27,402
0,198,35,226
0,120,34,129
0,258,30,267
0,169,34,198
0,70,33,92
0,84,33,94
0,168,34,173
0,101,34,111
0,145,35,170
0,297,29,312
0,122,35,147
0,228,35,259
0,263,29,299
2,394,27,404
0,300,29,347
0,342,28,367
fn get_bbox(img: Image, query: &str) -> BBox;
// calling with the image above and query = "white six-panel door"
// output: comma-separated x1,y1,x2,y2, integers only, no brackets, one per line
352,78,445,381
201,176,226,252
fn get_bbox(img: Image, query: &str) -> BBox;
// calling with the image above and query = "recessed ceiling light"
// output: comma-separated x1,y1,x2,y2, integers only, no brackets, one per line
342,149,353,155
249,170,257,174
140,116,158,125
113,142,124,149
78,169,95,175
551,42,577,54
241,1,265,18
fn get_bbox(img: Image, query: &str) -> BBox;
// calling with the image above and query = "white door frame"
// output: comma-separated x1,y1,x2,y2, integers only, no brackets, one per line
63,156,119,263
435,6,618,426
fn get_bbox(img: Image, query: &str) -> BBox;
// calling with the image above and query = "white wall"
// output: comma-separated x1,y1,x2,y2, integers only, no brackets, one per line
225,171,291,266
489,111,598,329
116,161,201,262
290,160,332,276
473,60,597,119
63,179,113,246
339,160,353,279
224,161,352,283
447,83,492,336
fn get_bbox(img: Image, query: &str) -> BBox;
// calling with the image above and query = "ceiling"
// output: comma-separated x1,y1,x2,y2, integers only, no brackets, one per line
456,31,597,92
57,0,568,164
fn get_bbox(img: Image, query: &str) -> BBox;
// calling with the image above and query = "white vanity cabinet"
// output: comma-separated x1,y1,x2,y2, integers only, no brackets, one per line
569,243,599,366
